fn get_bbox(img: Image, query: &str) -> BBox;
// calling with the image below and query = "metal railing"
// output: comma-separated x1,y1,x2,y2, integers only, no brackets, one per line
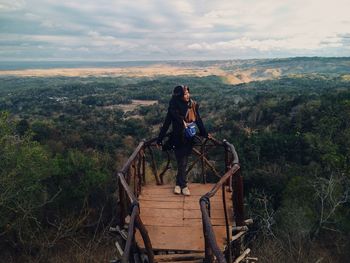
116,135,246,263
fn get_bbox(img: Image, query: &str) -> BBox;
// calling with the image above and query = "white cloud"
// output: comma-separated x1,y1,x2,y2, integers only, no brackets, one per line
170,1,194,14
0,0,349,60
0,0,25,11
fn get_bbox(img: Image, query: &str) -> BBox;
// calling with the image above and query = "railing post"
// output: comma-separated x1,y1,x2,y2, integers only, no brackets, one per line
222,184,232,263
233,170,244,226
148,146,161,185
132,162,137,196
224,142,233,192
202,200,214,263
118,175,126,226
135,215,155,263
201,141,206,184
203,230,214,263
142,150,146,186
137,152,142,196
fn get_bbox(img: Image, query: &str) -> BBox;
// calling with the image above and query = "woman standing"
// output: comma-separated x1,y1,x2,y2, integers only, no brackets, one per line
157,85,209,195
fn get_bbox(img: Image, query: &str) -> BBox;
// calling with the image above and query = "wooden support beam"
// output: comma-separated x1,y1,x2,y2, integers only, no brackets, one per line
232,226,249,233
244,219,253,225
154,253,204,262
234,248,251,263
231,230,247,242
245,257,258,262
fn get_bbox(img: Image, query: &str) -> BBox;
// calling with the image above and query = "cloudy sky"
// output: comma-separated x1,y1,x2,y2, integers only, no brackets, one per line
1,0,350,61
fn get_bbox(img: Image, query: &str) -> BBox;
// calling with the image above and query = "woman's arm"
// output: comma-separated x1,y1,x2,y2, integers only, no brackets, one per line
157,110,171,144
195,104,208,138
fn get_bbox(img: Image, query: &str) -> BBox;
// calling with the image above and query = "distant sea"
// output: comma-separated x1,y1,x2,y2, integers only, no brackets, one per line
0,61,162,70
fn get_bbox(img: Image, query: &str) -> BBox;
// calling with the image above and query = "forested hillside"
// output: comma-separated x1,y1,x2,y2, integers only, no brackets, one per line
1,67,350,262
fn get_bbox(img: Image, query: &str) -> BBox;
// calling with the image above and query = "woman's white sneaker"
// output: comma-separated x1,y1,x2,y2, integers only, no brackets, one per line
182,187,190,196
174,185,181,194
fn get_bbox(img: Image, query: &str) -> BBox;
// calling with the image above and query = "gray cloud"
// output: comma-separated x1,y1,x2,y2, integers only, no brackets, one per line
0,0,349,61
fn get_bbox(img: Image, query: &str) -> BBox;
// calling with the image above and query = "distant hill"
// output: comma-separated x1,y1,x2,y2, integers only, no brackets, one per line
166,57,350,78
1,57,349,85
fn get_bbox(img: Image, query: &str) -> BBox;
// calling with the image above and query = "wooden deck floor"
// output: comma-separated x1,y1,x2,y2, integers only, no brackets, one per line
135,183,233,252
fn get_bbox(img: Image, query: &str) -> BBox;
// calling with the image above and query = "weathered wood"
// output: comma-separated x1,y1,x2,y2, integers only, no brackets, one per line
231,230,247,242
141,216,184,227
233,172,245,226
135,225,228,251
140,217,233,227
159,150,171,185
154,252,204,262
148,146,161,185
192,148,221,179
201,142,206,183
141,200,183,209
140,183,231,200
136,183,233,253
234,248,251,263
184,200,231,210
121,141,145,174
245,257,258,262
141,207,183,218
222,184,232,263
232,226,249,233
183,208,232,219
184,218,233,226
135,214,154,263
139,195,183,202
244,219,253,225
139,206,232,220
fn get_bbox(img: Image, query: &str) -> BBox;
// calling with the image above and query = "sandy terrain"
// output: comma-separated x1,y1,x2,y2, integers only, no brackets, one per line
0,64,256,84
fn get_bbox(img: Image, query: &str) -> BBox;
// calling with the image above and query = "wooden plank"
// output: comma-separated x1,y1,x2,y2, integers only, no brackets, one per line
141,184,174,189
135,225,229,251
184,208,233,219
139,194,227,204
141,189,179,196
141,200,183,209
140,207,183,218
142,216,184,227
143,183,209,190
139,184,232,203
141,183,231,197
154,252,204,262
183,218,233,226
141,217,232,227
184,200,231,210
136,183,233,253
139,195,184,202
234,248,251,263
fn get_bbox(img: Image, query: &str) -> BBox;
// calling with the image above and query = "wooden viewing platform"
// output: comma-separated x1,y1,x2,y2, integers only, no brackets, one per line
114,137,255,263
135,183,233,252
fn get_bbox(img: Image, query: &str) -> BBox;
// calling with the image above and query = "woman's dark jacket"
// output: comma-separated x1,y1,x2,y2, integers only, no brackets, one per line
157,97,208,148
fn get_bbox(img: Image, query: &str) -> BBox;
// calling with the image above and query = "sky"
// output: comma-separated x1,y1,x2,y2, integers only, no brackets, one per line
0,0,350,61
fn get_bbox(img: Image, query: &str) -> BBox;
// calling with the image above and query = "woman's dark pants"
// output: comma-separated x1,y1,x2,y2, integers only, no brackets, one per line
174,144,192,188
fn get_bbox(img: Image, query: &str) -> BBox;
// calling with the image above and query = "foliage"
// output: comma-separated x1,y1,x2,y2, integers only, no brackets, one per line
1,64,350,261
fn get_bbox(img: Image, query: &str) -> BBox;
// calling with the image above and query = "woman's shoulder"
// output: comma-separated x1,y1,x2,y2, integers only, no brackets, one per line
168,97,177,107
190,99,199,109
